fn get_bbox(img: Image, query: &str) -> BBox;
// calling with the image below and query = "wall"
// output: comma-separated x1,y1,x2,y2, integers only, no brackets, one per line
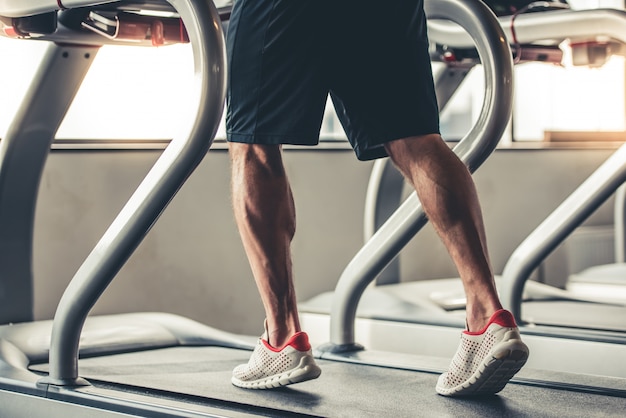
32,145,618,335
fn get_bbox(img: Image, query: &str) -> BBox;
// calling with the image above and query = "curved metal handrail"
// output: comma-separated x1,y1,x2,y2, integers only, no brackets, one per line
327,0,514,349
39,0,226,385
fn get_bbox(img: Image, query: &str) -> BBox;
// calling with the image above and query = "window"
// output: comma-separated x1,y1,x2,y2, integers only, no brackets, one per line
0,37,47,139
0,38,199,141
514,55,625,141
1,0,624,144
507,0,626,142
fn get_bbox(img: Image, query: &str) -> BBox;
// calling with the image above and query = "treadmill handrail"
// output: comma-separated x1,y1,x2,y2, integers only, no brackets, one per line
0,0,233,18
328,0,514,347
42,0,226,385
501,144,626,323
0,0,116,18
428,8,626,47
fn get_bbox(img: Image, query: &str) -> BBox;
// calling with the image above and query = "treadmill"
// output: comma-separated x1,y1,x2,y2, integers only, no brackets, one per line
300,0,626,380
566,183,626,300
1,1,624,417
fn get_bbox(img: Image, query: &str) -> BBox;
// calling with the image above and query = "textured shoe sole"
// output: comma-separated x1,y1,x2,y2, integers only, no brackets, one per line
232,355,322,390
436,339,529,397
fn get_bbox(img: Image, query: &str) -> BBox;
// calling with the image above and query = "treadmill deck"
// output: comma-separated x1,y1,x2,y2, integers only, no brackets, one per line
29,346,626,418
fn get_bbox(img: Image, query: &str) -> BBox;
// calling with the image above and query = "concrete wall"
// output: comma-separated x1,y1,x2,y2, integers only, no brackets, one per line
32,145,618,335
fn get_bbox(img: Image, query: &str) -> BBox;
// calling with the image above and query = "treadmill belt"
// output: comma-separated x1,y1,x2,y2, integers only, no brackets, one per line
33,346,626,417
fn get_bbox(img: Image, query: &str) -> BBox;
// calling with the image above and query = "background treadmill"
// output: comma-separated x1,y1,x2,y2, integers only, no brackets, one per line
1,1,625,417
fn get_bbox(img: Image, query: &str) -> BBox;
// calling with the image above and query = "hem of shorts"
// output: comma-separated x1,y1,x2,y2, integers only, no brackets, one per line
227,132,319,146
354,145,388,161
356,128,441,161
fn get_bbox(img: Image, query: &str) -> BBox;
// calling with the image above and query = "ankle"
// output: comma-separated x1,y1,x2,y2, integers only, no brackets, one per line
264,321,300,348
465,305,503,332
266,330,292,349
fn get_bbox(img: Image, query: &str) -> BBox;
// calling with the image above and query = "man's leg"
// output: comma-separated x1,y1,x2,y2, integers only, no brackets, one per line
384,134,501,332
229,142,300,348
229,142,321,389
385,134,528,396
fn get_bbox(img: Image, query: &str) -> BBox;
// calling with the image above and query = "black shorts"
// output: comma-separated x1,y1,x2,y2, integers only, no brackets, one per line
225,0,440,161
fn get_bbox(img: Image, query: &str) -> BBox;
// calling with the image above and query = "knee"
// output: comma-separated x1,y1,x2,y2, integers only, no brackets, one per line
229,143,285,178
385,133,444,155
384,133,446,169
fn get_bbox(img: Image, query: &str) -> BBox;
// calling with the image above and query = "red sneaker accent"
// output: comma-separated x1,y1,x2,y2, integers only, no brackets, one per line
287,332,312,351
464,309,517,336
262,332,311,352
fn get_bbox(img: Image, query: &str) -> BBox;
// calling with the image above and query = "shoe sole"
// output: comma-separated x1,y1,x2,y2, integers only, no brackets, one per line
232,355,322,390
436,339,529,397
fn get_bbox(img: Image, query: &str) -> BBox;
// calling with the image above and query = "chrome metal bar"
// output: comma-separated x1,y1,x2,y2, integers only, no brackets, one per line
0,0,233,18
327,0,513,348
41,0,226,385
428,8,626,48
0,43,98,325
362,159,405,286
0,1,114,17
501,144,626,323
615,184,626,263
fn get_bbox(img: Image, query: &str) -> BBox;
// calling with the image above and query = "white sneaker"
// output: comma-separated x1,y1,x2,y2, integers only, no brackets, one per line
232,326,321,389
436,309,529,396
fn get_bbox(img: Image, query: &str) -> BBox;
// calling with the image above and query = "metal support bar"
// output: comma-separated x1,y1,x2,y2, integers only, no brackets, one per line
433,63,476,115
40,0,226,386
363,160,405,286
614,184,625,263
0,1,116,18
0,43,98,325
427,8,626,48
326,0,513,349
501,144,626,323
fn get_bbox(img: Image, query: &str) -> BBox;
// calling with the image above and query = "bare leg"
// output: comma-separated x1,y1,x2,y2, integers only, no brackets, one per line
229,142,300,348
384,134,502,332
